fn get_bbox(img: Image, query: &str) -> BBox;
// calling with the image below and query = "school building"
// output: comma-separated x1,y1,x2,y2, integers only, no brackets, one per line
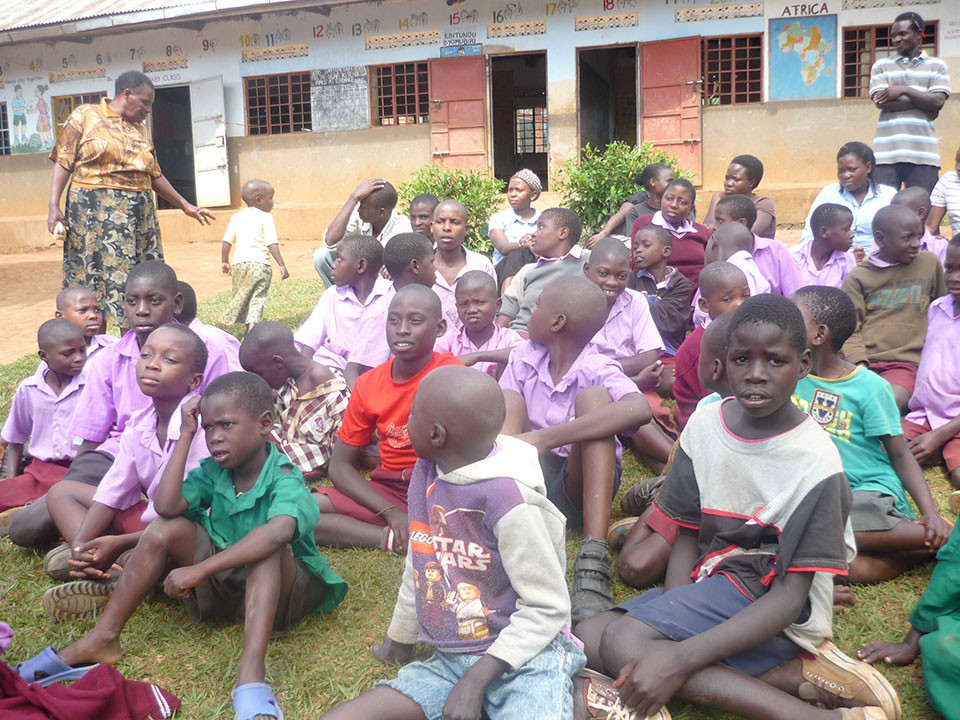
0,0,956,249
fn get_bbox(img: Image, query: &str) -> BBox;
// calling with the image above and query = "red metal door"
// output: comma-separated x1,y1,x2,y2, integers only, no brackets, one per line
428,56,488,170
640,37,702,182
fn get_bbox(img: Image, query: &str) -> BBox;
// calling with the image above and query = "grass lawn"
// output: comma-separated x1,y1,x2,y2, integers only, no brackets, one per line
0,277,948,719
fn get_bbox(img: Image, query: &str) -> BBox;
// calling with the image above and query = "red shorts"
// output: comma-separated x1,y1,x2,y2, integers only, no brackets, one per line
870,361,919,396
312,468,412,525
901,418,960,473
644,505,679,544
642,390,678,438
109,500,149,535
0,459,70,512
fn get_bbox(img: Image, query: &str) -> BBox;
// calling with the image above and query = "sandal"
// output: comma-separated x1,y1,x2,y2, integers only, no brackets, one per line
578,668,672,719
570,540,614,625
16,646,99,687
233,682,284,720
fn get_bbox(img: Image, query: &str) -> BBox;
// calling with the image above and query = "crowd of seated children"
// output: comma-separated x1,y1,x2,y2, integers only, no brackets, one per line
926,145,960,239
703,154,777,239
790,286,951,589
588,163,676,247
574,294,901,720
41,324,210,620
239,322,349,480
0,320,87,530
16,372,347,720
53,286,117,360
499,276,651,623
434,270,524,378
320,366,586,720
219,179,289,333
489,169,541,289
315,178,412,287
886,187,948,262
630,178,709,285
431,199,496,331
296,234,392,388
499,208,589,332
312,286,462,554
408,193,439,242
792,203,856,288
901,237,960,492
840,204,946,412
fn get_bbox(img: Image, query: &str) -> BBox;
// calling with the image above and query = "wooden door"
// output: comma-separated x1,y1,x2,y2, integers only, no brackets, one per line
428,56,488,170
640,37,702,183
190,76,230,207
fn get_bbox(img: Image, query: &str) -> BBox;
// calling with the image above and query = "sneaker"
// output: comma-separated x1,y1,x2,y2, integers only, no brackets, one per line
43,543,73,582
41,579,116,621
840,709,890,720
798,641,901,720
570,539,614,625
578,669,672,720
607,517,640,552
0,506,25,538
949,490,960,516
620,475,664,517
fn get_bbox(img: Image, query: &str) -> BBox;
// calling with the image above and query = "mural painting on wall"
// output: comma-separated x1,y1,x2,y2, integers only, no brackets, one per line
10,81,54,154
769,14,838,100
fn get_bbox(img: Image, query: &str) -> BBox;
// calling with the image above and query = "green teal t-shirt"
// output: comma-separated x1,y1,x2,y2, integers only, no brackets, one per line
792,367,912,518
181,443,347,612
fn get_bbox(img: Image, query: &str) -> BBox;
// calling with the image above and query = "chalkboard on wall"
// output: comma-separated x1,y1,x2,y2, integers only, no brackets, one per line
311,66,370,132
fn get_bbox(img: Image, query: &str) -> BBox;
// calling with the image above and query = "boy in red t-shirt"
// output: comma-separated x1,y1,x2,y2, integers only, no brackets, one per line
312,285,463,553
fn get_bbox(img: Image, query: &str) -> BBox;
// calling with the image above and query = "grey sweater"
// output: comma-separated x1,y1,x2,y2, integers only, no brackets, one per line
499,247,591,332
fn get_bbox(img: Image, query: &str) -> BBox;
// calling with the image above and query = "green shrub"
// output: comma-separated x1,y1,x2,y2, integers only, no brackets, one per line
398,164,505,253
553,142,691,237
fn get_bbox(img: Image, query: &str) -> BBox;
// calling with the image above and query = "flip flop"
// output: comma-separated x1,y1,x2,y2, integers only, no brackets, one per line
15,646,99,687
233,682,284,720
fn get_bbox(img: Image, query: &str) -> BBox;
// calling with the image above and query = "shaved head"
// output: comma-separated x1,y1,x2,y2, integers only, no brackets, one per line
240,179,274,205
56,286,97,311
699,262,748,297
590,236,631,265
713,222,754,254
891,186,931,215
456,270,497,299
415,366,505,449
390,284,442,321
239,320,297,367
873,204,919,237
436,198,467,218
38,317,84,350
539,276,608,343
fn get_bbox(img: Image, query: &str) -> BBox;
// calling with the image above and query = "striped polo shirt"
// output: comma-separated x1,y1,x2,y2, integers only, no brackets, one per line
869,50,951,167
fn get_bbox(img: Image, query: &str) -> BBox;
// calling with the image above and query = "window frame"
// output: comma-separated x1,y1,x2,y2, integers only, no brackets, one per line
370,61,430,127
242,71,312,136
701,33,764,107
514,105,548,154
841,21,939,99
52,91,107,137
0,102,9,156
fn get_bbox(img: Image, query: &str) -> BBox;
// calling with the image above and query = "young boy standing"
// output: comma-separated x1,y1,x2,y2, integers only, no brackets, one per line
433,199,496,331
792,203,856,289
574,294,899,720
500,276,651,623
220,179,289,333
320,366,586,720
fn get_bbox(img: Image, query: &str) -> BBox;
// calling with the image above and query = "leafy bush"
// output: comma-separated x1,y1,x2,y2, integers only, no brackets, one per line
398,164,505,253
553,142,691,236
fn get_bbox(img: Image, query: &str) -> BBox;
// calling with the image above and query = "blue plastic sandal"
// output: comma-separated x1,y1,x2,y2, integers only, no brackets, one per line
15,646,99,687
233,682,284,720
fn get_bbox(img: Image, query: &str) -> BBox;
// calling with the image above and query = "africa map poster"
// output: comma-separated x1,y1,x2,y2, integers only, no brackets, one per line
769,15,838,100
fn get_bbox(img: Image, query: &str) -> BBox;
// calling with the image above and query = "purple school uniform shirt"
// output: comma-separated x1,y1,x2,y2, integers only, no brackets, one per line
294,278,393,370
434,323,525,377
591,288,665,362
1,365,85,462
434,250,496,331
752,235,802,296
906,296,960,430
92,395,209,523
499,341,638,460
691,251,770,328
188,319,242,367
791,243,856,289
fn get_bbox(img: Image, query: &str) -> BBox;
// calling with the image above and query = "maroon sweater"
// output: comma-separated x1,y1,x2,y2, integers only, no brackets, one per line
631,214,709,286
672,324,705,430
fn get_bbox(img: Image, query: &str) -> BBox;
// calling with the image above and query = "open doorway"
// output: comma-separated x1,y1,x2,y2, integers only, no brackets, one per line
151,85,196,209
577,45,637,151
490,52,548,190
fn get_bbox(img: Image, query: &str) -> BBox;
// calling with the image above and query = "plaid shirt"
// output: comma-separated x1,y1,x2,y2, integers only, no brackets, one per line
270,374,350,474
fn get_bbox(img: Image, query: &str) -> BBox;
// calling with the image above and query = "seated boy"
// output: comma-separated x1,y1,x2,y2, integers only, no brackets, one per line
240,322,349,479
704,221,771,297
433,199,496,331
16,372,347,720
435,271,524,378
314,179,412,288
901,238,960,490
886,187,948,263
313,285,462,553
319,366,586,720
499,276,651,623
296,235,393,387
498,208,590,333
54,286,116,362
574,294,900,720
408,193,439,242
42,324,210,619
383,232,438,291
175,281,242,367
0,320,87,531
791,203,856,289
673,262,750,430
713,194,801,296
791,286,951,586
841,205,946,412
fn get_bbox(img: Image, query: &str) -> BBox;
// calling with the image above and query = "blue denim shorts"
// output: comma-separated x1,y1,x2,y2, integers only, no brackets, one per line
379,632,587,720
539,453,622,528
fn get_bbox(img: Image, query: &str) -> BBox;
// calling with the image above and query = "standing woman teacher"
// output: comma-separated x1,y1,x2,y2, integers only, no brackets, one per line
47,71,213,327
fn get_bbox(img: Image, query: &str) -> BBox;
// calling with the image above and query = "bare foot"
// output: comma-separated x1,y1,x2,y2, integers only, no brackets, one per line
833,584,856,611
59,632,123,667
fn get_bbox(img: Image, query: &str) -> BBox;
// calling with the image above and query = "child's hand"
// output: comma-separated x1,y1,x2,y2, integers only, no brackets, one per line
372,636,413,664
858,635,920,666
279,265,290,280
613,651,689,718
584,233,604,249
163,564,206,599
351,178,386,202
441,676,486,720
69,535,125,579
515,430,551,455
906,431,941,464
518,233,534,249
383,507,410,554
853,246,866,264
222,262,232,276
919,513,952,551
459,352,480,367
632,360,663,391
180,396,201,435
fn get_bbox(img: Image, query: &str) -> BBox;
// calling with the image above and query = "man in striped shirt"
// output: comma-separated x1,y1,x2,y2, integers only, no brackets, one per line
869,12,951,194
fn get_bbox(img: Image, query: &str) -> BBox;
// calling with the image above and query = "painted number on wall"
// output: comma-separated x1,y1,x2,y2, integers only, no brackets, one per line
399,13,427,31
450,10,479,25
492,3,524,23
165,45,182,56
313,23,344,38
95,52,112,65
130,47,144,59
29,58,43,71
202,39,216,51
546,0,577,15
352,19,380,36
61,55,77,69
240,34,261,48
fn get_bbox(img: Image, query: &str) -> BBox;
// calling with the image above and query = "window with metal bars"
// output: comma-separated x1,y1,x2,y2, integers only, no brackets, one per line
52,92,107,136
372,62,430,126
842,22,938,98
515,107,547,154
0,103,10,156
701,34,763,106
244,72,312,135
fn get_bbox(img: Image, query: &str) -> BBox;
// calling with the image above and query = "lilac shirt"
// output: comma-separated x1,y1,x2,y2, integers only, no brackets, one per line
188,319,242,368
1,364,85,462
691,251,769,327
92,395,209,523
791,242,856,289
435,323,525,377
591,289,665,362
906,296,960,430
868,228,948,266
434,250,496,331
295,278,393,370
499,341,638,460
753,235,802,296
